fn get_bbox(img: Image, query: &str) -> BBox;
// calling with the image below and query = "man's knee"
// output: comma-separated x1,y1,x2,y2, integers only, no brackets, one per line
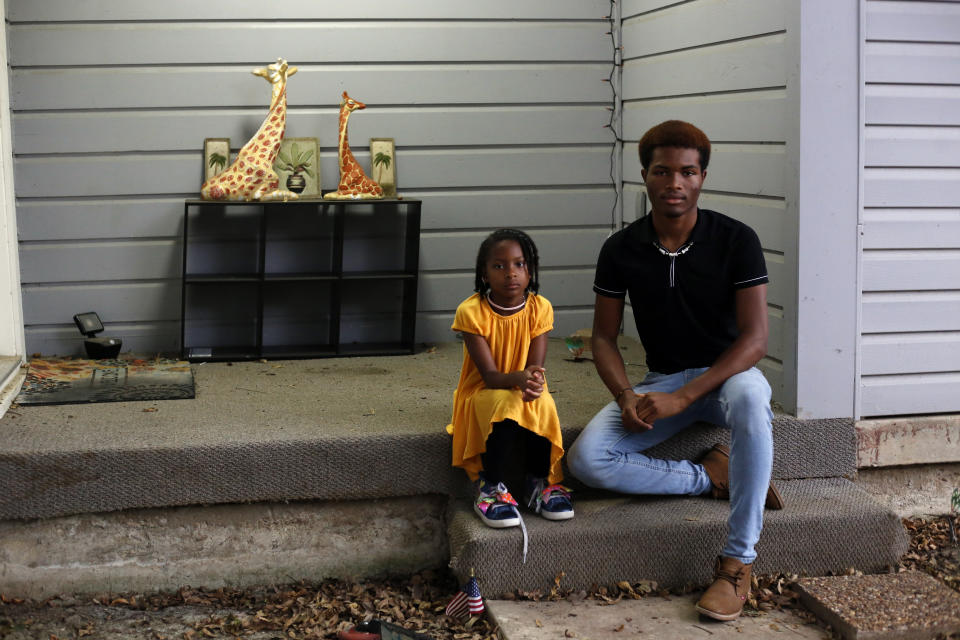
566,435,611,488
719,369,772,424
566,437,591,481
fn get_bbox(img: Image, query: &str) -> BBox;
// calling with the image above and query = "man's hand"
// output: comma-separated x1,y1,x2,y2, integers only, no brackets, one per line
635,391,691,424
618,391,653,432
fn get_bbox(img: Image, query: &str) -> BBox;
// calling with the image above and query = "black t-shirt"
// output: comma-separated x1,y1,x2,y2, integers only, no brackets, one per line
593,209,768,374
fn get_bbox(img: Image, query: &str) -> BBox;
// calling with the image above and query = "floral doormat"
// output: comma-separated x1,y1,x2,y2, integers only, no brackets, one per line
15,356,195,406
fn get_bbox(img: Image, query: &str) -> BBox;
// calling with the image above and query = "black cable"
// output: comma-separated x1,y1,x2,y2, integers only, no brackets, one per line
603,1,625,230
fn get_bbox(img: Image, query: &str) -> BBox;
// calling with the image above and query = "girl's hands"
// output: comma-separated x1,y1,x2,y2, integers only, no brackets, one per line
516,365,545,402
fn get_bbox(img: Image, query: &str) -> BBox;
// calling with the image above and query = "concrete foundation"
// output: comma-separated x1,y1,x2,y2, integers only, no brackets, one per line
853,462,960,518
0,496,448,599
857,415,960,467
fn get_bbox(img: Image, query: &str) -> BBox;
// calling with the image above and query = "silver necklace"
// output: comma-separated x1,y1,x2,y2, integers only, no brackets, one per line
486,292,526,312
654,241,694,257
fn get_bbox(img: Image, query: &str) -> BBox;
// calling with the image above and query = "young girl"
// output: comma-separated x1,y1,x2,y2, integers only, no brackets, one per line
446,228,573,530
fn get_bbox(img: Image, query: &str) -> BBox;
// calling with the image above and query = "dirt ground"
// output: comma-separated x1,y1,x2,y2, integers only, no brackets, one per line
1,514,958,640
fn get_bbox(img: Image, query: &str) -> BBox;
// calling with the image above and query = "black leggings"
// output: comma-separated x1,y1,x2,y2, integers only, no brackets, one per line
480,419,551,485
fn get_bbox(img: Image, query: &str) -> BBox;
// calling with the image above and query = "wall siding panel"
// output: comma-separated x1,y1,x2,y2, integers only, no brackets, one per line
26,322,181,357
862,210,960,250
21,283,180,326
862,0,960,416
866,1,960,44
865,126,960,168
11,65,612,111
862,250,960,291
8,23,610,66
622,0,785,58
862,332,960,376
16,148,613,199
18,190,616,242
865,85,960,127
20,241,180,284
620,0,790,406
861,373,960,417
14,106,613,155
865,42,960,85
8,1,609,21
623,90,787,142
7,3,615,355
621,34,786,100
862,293,960,334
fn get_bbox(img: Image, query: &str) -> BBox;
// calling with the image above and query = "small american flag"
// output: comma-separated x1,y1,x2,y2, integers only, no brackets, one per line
445,575,484,619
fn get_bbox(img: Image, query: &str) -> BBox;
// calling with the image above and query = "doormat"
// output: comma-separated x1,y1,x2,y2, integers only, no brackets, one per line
15,357,195,406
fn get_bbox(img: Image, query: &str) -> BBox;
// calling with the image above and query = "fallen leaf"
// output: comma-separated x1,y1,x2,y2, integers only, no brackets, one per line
143,407,158,413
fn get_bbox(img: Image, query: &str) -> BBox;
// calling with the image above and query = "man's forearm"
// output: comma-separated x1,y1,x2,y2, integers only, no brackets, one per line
592,333,633,399
676,332,766,404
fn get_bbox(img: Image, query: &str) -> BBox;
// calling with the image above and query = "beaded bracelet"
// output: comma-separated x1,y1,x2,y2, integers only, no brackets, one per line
615,386,633,403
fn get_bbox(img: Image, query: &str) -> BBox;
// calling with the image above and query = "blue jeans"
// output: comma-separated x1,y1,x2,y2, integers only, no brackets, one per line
567,367,773,563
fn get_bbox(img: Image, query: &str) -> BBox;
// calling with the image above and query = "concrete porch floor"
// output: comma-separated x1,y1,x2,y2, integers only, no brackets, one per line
0,337,942,598
0,338,638,597
2,338,627,470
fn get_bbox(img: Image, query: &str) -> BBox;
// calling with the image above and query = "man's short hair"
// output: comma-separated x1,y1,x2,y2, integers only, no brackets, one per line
638,120,711,171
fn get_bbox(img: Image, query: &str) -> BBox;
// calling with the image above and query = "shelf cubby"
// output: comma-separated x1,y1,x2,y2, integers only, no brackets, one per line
182,198,420,361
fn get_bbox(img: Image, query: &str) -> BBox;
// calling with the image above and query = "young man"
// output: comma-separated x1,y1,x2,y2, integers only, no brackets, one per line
567,120,783,621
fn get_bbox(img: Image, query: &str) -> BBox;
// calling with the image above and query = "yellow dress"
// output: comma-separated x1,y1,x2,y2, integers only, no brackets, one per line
445,293,564,484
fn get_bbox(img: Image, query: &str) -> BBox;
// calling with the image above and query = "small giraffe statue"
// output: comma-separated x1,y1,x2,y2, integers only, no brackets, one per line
200,58,299,202
324,92,384,200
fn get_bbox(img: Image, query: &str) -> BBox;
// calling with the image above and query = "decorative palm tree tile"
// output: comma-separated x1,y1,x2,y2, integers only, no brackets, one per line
16,357,195,406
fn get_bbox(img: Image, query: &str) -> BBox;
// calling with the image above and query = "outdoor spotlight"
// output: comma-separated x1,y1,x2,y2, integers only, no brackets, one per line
73,311,122,359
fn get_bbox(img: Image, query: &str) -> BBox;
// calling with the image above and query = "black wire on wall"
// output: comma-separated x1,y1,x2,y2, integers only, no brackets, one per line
602,0,625,231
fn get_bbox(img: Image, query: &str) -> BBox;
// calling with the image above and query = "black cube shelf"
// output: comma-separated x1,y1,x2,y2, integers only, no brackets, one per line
181,198,421,361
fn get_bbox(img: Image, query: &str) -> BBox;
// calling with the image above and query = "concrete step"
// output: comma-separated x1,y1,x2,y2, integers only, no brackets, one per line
1,342,854,521
447,478,908,596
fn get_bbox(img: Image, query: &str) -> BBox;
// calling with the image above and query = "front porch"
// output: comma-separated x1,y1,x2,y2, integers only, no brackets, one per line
0,339,907,598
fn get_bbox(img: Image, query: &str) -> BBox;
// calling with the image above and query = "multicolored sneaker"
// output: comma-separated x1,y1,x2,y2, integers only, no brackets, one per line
524,476,574,521
474,478,521,528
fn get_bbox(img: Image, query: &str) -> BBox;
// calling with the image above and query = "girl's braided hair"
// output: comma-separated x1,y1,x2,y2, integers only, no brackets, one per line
473,228,540,294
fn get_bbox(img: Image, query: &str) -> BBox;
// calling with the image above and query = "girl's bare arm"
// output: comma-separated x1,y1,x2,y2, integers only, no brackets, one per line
462,333,530,389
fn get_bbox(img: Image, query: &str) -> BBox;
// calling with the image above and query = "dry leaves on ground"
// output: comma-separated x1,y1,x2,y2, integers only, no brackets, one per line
900,513,960,593
2,515,958,639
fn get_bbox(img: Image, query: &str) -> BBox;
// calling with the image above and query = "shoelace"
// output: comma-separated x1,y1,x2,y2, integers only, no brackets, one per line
715,564,745,588
481,482,528,564
527,483,572,514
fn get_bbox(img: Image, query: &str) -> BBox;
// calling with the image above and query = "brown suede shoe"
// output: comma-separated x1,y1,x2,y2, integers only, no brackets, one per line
699,444,785,510
695,556,752,621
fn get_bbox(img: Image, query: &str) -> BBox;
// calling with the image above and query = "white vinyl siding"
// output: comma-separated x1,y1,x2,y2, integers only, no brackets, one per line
620,0,789,403
8,1,614,355
860,0,960,417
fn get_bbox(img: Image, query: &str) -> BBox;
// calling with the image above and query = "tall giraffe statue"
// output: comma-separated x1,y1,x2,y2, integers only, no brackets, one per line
201,58,299,202
324,92,384,200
